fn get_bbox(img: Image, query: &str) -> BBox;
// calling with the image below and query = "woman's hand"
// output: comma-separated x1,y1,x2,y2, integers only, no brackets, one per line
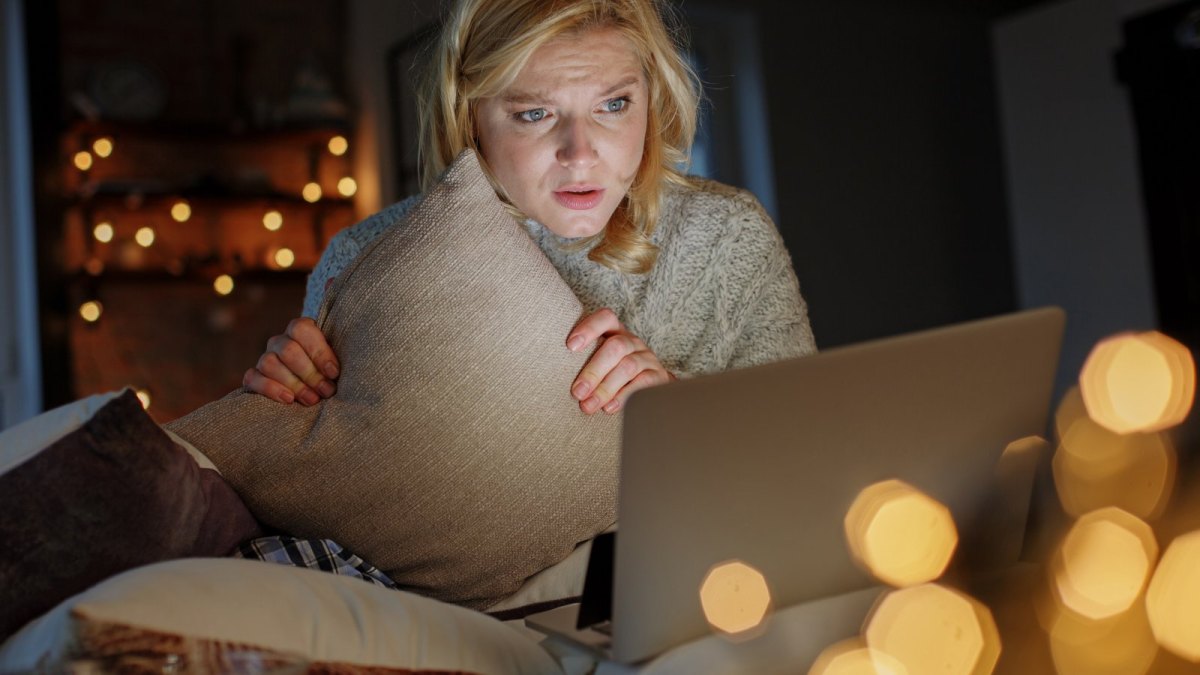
567,308,675,415
242,318,340,405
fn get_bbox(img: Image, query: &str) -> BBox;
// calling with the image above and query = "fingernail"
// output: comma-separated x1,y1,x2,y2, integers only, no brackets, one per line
603,399,621,413
573,382,592,400
299,390,320,406
323,362,339,379
582,397,600,414
317,381,336,398
280,391,295,404
567,335,585,352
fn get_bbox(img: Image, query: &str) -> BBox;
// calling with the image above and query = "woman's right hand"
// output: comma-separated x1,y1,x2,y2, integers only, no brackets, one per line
242,318,340,405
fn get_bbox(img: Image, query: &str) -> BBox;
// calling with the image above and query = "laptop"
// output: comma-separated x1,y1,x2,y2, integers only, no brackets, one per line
527,307,1065,664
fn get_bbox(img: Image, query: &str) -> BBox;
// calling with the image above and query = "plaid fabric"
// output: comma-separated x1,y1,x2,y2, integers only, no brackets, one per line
234,536,399,590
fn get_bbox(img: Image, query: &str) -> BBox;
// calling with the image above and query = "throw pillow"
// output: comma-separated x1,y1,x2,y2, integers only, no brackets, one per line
0,389,262,640
166,149,622,609
0,558,560,674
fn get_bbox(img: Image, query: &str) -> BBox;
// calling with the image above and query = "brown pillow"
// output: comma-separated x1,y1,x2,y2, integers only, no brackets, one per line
0,389,262,640
166,150,622,609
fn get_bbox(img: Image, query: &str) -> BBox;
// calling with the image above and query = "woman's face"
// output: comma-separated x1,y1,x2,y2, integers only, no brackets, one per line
475,28,649,239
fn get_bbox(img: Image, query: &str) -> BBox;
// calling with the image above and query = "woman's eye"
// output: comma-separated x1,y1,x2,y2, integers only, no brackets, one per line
603,97,630,113
516,108,547,123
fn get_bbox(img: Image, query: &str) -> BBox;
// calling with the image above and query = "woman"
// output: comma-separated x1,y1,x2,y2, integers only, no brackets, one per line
244,0,817,413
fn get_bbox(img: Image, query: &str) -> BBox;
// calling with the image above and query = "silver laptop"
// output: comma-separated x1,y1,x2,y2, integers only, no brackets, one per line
527,307,1065,664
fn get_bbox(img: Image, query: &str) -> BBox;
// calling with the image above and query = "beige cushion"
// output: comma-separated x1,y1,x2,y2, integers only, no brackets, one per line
0,558,561,674
166,150,621,609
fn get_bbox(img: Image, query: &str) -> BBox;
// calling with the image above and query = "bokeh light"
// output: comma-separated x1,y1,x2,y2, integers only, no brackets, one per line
1146,530,1200,662
213,274,234,296
170,200,192,222
337,176,358,197
273,247,295,269
302,182,322,203
1052,415,1176,520
1080,332,1195,434
844,479,958,587
93,222,114,243
92,136,114,158
699,560,772,636
79,301,102,323
864,584,1000,675
1051,507,1157,620
84,258,104,276
1046,594,1158,675
809,638,908,675
135,389,152,410
73,150,93,171
135,227,155,248
328,135,349,156
262,210,283,231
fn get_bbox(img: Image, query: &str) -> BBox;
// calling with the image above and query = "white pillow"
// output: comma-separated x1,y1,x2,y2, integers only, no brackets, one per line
0,558,562,674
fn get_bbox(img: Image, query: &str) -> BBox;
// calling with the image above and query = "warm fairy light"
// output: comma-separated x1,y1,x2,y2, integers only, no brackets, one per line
79,301,103,323
1052,415,1176,520
1146,530,1200,662
1042,593,1159,675
273,247,295,269
262,210,284,231
1080,332,1195,434
213,274,235,296
1052,507,1157,620
809,638,908,675
170,200,192,222
135,227,156,247
92,137,114,158
699,560,772,636
337,176,358,197
84,258,104,276
865,584,1000,675
302,182,322,203
93,222,114,243
328,135,349,156
844,480,958,588
135,389,152,410
73,151,93,171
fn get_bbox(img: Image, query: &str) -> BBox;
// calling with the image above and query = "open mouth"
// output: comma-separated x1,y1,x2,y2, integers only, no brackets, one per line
553,187,606,210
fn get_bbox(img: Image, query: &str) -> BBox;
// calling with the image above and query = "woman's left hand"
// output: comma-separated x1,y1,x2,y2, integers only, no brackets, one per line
567,308,676,415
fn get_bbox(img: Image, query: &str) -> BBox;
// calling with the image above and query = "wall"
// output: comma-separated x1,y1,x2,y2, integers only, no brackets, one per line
0,0,42,429
993,0,1175,397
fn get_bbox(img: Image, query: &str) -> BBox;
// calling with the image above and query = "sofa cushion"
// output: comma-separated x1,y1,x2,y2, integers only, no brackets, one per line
0,389,262,640
165,149,622,609
0,558,560,674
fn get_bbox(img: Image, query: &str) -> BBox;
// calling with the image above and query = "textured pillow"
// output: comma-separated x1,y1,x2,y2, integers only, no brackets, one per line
0,558,561,674
166,149,622,609
0,389,262,641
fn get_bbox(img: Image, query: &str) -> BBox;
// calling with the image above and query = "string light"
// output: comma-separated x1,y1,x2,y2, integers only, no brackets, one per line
844,479,958,588
79,301,103,323
337,176,358,197
699,560,772,636
84,259,104,276
135,227,156,247
302,182,323,203
213,274,235,296
274,247,295,269
262,210,283,231
73,151,94,171
92,137,114,158
135,389,152,410
93,222,114,243
170,200,192,222
328,135,349,156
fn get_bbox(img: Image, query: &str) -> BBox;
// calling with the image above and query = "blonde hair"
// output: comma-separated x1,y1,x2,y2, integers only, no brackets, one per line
416,0,700,275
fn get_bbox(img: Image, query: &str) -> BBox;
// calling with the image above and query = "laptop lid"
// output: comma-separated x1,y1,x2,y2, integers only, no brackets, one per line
611,307,1065,664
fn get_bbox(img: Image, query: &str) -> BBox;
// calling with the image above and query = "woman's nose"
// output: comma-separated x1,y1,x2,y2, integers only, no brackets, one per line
556,118,599,169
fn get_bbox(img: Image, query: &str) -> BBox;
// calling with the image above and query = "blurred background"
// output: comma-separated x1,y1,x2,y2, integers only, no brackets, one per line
1,0,1197,425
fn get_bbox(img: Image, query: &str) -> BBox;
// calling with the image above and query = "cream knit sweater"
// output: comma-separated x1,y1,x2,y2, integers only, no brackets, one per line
302,178,817,376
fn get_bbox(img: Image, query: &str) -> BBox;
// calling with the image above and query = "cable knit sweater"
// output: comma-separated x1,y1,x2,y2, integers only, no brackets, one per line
302,178,817,376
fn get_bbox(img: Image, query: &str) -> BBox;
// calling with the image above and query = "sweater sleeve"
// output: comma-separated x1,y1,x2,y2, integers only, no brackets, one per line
301,195,422,319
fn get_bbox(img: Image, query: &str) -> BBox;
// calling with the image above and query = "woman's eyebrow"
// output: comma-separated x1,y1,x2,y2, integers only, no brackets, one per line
501,75,642,105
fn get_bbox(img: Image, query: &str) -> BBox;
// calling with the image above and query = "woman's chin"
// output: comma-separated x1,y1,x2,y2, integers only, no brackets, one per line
539,212,610,240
